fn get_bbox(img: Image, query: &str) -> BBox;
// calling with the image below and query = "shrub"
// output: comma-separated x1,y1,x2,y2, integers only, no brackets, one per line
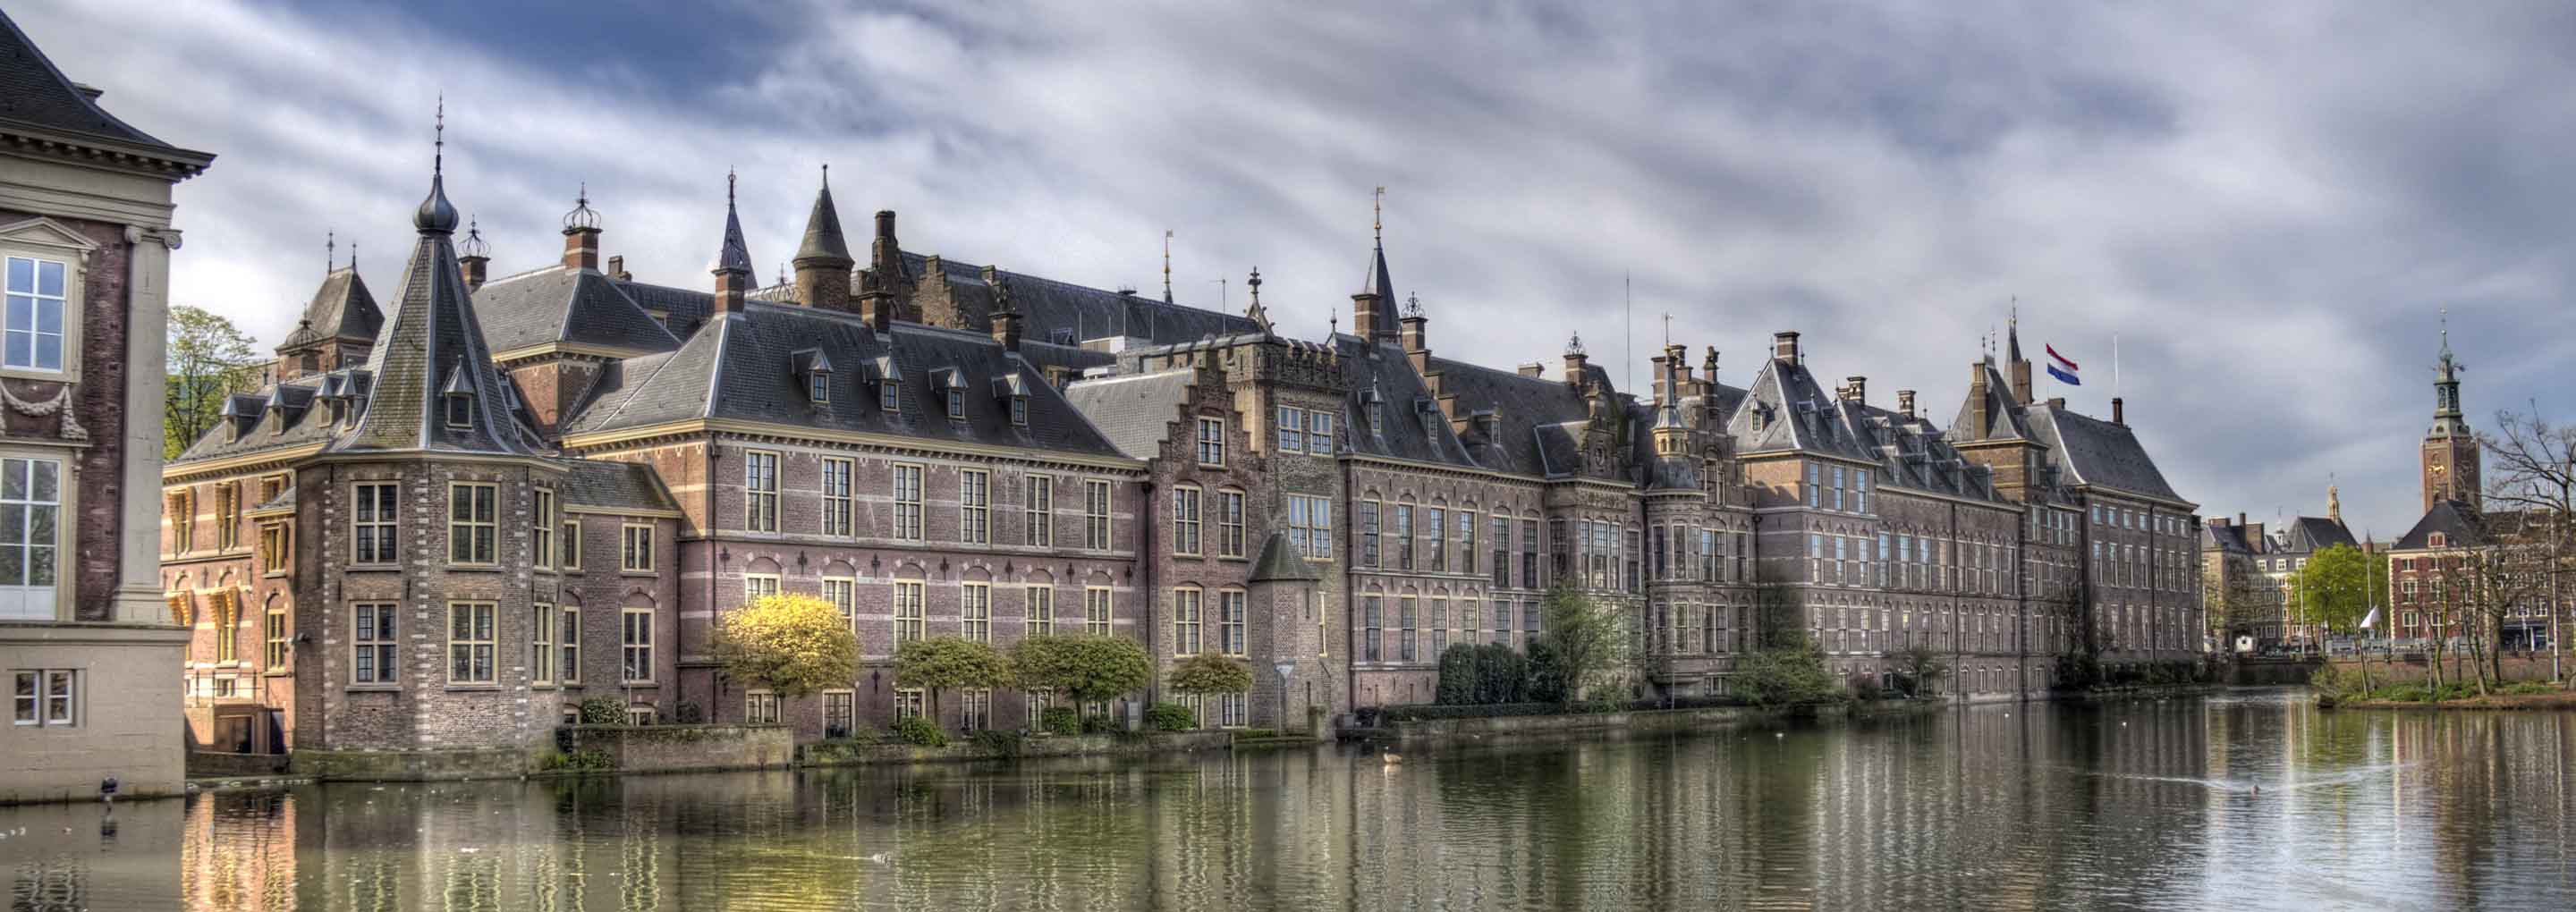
577,697,628,726
674,701,705,724
1146,701,1197,732
971,729,1023,757
539,748,614,772
1013,635,1154,705
1477,645,1530,705
1736,641,1841,707
2310,665,2370,706
2504,680,2557,696
1038,706,1083,736
2053,652,2104,691
1436,644,1479,705
1081,713,1120,734
891,717,948,747
1167,654,1254,698
1525,639,1571,705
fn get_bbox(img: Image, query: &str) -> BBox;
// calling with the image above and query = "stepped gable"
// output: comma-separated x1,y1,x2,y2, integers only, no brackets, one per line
471,266,681,356
897,251,1259,346
2021,402,2182,503
564,300,1126,458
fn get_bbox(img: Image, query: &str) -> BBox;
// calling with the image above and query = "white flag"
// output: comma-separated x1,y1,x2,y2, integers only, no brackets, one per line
2360,606,2381,629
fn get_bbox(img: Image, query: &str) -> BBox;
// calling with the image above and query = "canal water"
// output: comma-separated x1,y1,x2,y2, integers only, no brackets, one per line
3,689,2570,910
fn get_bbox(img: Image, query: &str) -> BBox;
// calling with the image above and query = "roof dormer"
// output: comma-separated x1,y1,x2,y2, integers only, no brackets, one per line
792,348,834,405
440,363,476,429
991,369,1031,426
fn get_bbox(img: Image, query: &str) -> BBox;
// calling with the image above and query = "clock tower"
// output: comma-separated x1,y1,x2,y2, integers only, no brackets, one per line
2422,314,2480,511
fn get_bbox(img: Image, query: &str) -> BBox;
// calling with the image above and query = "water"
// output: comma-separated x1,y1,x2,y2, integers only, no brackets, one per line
4,689,2572,910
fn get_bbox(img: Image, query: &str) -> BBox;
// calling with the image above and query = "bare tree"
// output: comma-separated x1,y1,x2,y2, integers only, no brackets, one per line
2481,410,2574,684
2426,515,2551,695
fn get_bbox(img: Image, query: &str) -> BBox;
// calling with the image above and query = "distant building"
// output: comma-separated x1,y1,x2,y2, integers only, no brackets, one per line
2385,320,2562,650
0,9,213,802
2199,494,2356,651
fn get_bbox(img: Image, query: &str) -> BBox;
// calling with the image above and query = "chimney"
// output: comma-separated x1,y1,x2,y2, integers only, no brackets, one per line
1967,362,1990,436
2111,397,2125,426
2237,511,2248,528
1399,296,1429,374
457,217,490,291
1844,376,1867,404
1772,331,1801,363
1518,363,1545,378
562,190,603,272
871,210,902,277
1563,335,1589,390
1896,389,1916,418
715,269,749,315
992,308,1022,352
606,255,631,282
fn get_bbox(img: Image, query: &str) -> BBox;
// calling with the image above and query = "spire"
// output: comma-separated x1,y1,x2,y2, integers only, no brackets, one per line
1162,230,1174,304
1243,266,1270,332
2006,301,2023,364
2328,483,2342,523
711,169,753,277
2428,307,2470,436
326,231,335,276
411,97,459,234
794,165,852,265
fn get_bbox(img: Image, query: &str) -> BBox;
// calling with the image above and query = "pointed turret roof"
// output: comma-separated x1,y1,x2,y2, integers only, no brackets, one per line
712,172,753,277
278,266,383,353
794,167,852,266
1356,242,1398,336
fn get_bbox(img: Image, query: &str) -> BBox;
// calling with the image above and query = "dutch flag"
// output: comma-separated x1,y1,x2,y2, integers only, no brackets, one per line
2046,344,2080,386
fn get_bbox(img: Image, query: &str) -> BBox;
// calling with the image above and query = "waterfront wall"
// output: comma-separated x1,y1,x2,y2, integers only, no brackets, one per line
557,724,794,773
798,730,1233,766
2224,658,2322,686
289,747,532,781
1371,700,1948,749
2326,654,2564,685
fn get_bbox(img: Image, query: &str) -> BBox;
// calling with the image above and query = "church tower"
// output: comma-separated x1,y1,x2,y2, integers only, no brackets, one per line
2422,313,2480,511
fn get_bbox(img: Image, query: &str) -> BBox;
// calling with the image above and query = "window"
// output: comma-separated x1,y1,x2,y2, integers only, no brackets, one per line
745,452,780,533
881,378,902,411
1491,516,1511,587
264,603,290,670
1461,511,1478,575
961,469,990,545
825,690,855,737
1362,595,1383,662
4,256,67,372
1493,599,1513,646
1216,489,1246,558
254,524,292,578
560,605,580,684
1307,412,1335,454
1430,597,1448,655
1360,501,1381,568
1173,486,1202,556
894,580,927,644
1025,476,1054,546
962,583,992,642
348,482,396,564
167,489,194,556
1290,494,1331,561
820,458,854,537
529,489,556,570
1522,520,1539,589
447,602,496,684
622,523,655,571
1523,599,1540,641
1084,480,1113,549
894,464,925,540
1398,596,1419,662
809,370,830,403
1278,406,1305,452
352,604,396,684
894,688,926,720
1216,691,1246,728
1394,505,1415,570
745,690,779,724
560,519,580,570
1173,587,1206,654
1807,463,1821,508
1196,417,1226,466
961,688,991,730
447,483,497,564
216,484,241,550
946,385,965,419
744,574,781,601
1085,586,1113,635
1010,396,1028,426
823,577,857,625
625,705,657,726
11,670,74,726
1027,585,1055,632
444,393,473,429
1217,589,1247,655
530,604,555,685
621,604,654,682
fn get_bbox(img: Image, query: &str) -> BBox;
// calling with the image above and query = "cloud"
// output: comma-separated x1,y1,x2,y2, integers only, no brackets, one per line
18,0,2576,538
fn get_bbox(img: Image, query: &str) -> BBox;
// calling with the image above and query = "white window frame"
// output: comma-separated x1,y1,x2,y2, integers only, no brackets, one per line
1025,476,1054,546
351,481,399,566
622,522,655,572
1027,584,1055,632
823,576,857,626
819,457,854,537
532,488,555,570
1085,586,1113,635
1173,586,1204,655
621,604,655,683
1173,485,1202,556
530,602,555,686
745,689,780,725
894,463,926,541
447,601,497,685
446,482,498,566
894,580,927,644
1084,479,1113,550
11,669,75,727
744,450,781,533
0,224,89,381
962,581,993,643
960,469,990,545
1216,489,1246,558
352,603,397,685
1196,417,1225,467
0,455,64,621
744,573,782,601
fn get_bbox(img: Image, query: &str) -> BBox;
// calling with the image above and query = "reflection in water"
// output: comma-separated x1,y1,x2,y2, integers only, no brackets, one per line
0,690,2568,910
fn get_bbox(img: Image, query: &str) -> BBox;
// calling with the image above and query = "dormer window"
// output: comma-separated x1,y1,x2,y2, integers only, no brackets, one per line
1011,396,1029,426
439,365,475,429
792,348,834,406
809,373,829,403
946,387,964,419
881,379,900,412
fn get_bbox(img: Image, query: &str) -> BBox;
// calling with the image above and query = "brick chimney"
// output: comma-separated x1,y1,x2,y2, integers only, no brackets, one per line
1967,362,1990,436
562,188,602,272
606,255,631,282
1518,363,1544,378
1843,376,1867,404
1897,389,1916,418
1399,296,1429,374
457,217,490,291
1772,331,1801,363
1563,334,1589,390
2112,397,2125,426
992,307,1022,352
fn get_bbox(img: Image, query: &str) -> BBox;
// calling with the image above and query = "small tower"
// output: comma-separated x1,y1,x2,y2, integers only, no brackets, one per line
561,184,602,271
711,172,754,315
458,215,490,290
2422,309,2481,511
1351,188,1397,342
793,165,855,311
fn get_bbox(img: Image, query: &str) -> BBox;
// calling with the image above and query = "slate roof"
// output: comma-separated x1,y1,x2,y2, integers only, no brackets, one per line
1716,350,2012,504
278,267,381,352
794,179,852,265
0,8,210,174
2272,516,2358,554
2394,500,2487,551
2022,403,2187,505
1357,242,1398,337
2204,522,2256,555
1250,531,1323,582
171,371,352,464
472,266,682,355
1339,336,1480,470
1949,361,2031,443
564,300,1129,460
555,459,679,512
1062,368,1196,460
1422,355,1598,477
899,252,1260,347
250,485,296,514
612,279,715,340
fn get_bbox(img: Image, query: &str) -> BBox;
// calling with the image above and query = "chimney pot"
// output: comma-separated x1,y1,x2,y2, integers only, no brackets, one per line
1772,331,1801,363
1844,376,1867,403
1518,363,1545,378
2112,397,2125,426
607,255,630,281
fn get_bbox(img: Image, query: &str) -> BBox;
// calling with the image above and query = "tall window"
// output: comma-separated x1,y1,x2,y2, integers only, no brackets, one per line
560,605,580,684
1027,585,1055,632
745,691,780,725
1084,480,1113,549
530,604,555,685
825,690,855,737
961,688,991,730
447,483,497,564
962,583,992,642
1216,490,1246,558
1173,587,1204,654
211,589,238,663
894,688,926,720
1172,486,1202,556
1521,519,1540,589
1491,516,1511,587
216,483,241,550
1493,599,1513,647
894,580,926,644
352,604,396,684
561,518,580,570
352,481,397,564
447,602,496,684
621,604,653,681
622,523,654,571
1426,508,1446,571
745,452,780,533
823,578,856,624
1219,589,1247,655
532,489,555,570
1277,406,1305,452
1393,505,1415,570
1360,502,1381,567
0,458,59,620
1289,494,1331,562
1085,586,1113,635
1362,595,1383,662
1196,417,1225,466
961,469,991,545
4,255,67,371
893,464,925,540
167,490,194,556
1025,476,1054,546
881,377,902,412
1306,413,1334,453
264,603,290,670
820,458,854,537
1461,511,1478,575
1430,598,1449,655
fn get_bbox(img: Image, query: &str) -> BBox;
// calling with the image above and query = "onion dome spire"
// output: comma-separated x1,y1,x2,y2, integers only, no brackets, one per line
412,96,459,233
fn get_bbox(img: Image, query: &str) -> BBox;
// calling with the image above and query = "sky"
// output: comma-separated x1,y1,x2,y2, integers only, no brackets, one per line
18,0,2576,539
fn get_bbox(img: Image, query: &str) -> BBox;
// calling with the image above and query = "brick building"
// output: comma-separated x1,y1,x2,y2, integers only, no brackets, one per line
166,133,2202,760
0,10,212,802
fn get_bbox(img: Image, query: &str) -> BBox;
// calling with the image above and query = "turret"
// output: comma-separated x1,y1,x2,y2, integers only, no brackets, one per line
560,184,600,271
793,165,855,311
710,172,753,315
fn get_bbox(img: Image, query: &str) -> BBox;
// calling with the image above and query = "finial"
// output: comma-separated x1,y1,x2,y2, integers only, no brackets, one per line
433,94,445,176
2439,305,2451,356
1373,186,1385,244
563,182,601,232
461,215,488,258
349,240,357,267
326,232,335,276
1247,266,1262,306
777,263,787,286
820,162,829,188
1162,230,1174,303
1662,312,1673,346
727,168,736,203
1566,331,1586,358
1403,292,1422,318
1331,310,1339,336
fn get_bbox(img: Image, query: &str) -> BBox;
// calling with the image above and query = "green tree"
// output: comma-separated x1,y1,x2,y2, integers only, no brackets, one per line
894,636,1013,727
164,305,263,459
2286,544,2386,638
1166,653,1252,697
1895,643,1948,697
1736,638,1839,706
711,593,860,699
1537,585,1623,704
1011,634,1153,711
